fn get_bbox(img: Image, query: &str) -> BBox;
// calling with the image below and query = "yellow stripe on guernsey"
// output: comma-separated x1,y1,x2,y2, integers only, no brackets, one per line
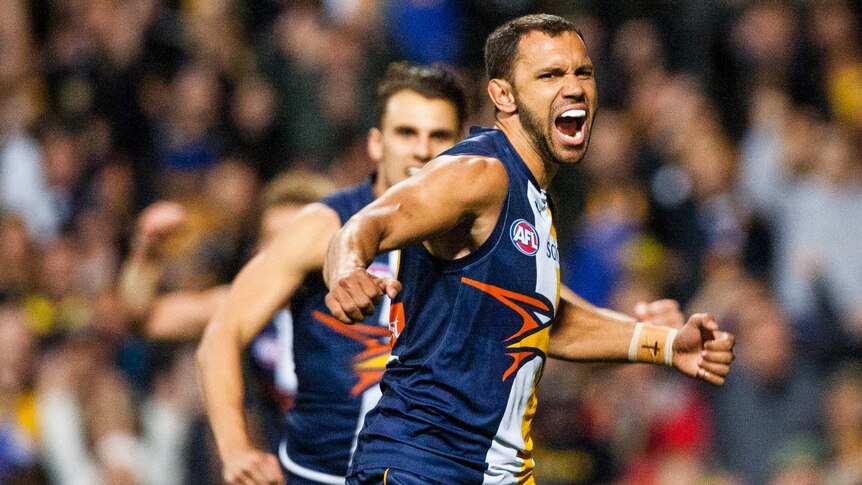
392,250,402,281
482,182,559,485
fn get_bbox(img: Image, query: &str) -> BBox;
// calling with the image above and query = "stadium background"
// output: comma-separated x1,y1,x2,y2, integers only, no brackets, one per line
1,0,861,483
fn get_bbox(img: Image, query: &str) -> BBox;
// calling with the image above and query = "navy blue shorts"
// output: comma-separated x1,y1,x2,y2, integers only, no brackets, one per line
286,470,341,485
346,467,446,485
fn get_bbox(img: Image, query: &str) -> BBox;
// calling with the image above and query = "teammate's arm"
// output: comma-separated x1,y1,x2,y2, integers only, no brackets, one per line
145,286,229,340
196,203,342,485
324,156,508,324
117,201,187,320
549,286,735,386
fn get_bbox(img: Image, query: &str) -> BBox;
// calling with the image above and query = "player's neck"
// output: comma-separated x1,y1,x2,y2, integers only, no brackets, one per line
494,118,557,189
372,172,389,199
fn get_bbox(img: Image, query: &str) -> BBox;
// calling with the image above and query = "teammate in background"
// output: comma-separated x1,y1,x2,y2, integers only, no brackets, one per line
117,171,337,451
323,15,736,485
118,171,336,341
196,62,470,485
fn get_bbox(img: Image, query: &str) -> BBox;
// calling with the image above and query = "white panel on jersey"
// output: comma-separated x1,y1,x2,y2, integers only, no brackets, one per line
368,251,397,329
526,182,560,314
273,309,298,395
349,384,383,466
482,181,559,484
482,357,543,484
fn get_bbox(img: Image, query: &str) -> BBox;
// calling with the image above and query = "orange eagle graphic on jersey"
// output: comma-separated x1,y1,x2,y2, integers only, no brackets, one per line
312,310,391,397
461,277,553,381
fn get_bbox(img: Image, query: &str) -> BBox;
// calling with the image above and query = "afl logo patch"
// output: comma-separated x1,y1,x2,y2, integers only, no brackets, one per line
510,219,540,256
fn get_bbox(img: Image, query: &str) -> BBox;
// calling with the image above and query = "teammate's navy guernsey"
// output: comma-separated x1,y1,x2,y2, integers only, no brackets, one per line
278,177,395,484
349,127,561,484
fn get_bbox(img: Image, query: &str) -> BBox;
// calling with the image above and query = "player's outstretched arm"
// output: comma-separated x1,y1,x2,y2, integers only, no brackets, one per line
549,286,735,386
324,156,508,324
196,203,341,485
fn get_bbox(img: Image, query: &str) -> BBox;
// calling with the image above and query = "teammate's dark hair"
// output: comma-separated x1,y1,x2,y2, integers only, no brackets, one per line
484,14,583,84
375,62,469,129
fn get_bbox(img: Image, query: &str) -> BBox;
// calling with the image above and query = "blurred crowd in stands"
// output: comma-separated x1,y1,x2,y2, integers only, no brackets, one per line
1,0,861,484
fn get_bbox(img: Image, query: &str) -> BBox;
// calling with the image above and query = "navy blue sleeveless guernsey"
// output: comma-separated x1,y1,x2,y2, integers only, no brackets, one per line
349,127,561,484
278,177,395,484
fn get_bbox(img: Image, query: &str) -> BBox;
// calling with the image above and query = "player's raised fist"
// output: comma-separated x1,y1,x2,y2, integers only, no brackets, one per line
671,313,736,386
325,267,399,324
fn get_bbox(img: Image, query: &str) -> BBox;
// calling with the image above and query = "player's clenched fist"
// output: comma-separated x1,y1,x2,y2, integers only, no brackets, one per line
222,449,284,485
671,313,736,386
325,267,401,324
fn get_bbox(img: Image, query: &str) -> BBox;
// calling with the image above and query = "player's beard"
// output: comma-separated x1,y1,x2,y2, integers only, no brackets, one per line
514,90,561,165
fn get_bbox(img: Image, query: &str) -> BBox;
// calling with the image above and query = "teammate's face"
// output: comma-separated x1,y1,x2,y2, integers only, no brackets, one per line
510,30,597,165
369,89,461,192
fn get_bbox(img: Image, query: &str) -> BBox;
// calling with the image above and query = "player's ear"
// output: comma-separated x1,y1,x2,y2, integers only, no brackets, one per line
367,127,383,163
488,78,517,114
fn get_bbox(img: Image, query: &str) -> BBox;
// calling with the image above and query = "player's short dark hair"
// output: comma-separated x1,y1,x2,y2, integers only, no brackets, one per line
375,61,469,129
485,14,583,84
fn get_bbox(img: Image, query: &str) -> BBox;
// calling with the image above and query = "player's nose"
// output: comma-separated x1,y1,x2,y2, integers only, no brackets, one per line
413,135,433,161
561,74,586,99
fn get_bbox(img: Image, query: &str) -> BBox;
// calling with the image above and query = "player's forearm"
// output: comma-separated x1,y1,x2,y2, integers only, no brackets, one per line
196,324,253,457
549,293,677,365
548,299,636,361
146,287,229,340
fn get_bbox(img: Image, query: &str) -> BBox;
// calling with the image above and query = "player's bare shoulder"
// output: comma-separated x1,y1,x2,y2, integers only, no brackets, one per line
262,201,342,272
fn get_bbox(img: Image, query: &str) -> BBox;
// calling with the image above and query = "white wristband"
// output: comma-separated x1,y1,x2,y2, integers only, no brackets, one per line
628,322,644,362
664,328,678,367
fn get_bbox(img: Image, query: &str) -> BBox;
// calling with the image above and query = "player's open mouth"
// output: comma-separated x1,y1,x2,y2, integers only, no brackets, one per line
554,108,586,145
407,167,421,176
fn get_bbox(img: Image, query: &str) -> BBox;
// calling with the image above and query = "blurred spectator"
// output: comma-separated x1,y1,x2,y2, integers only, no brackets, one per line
811,0,862,136
821,362,862,484
0,303,43,484
226,74,283,180
36,337,198,485
0,214,40,299
740,87,862,354
565,110,663,307
24,235,94,337
157,63,225,186
384,0,465,65
0,98,59,245
709,289,825,485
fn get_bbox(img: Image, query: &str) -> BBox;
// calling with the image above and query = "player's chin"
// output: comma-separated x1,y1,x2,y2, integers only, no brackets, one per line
551,131,588,163
551,144,587,164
